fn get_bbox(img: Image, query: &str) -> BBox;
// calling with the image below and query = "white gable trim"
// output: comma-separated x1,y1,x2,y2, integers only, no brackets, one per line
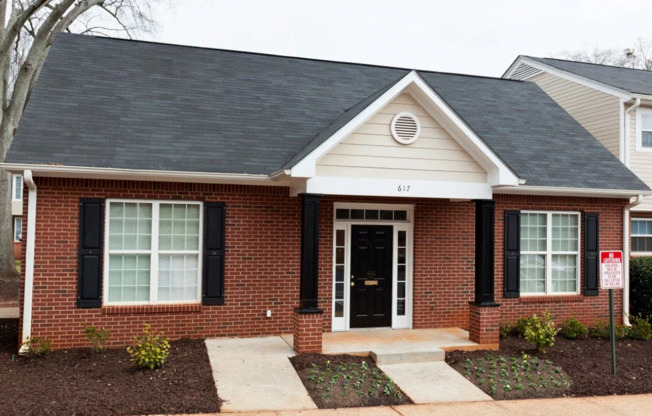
503,56,632,99
289,71,519,187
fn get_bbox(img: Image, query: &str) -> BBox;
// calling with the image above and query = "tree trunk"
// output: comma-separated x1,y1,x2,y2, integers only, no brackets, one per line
0,167,19,300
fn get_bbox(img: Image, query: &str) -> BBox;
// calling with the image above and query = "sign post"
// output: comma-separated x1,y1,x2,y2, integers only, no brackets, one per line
600,251,623,376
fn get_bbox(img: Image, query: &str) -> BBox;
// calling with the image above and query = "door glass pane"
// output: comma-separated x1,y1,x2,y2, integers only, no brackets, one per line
379,210,393,220
336,230,345,246
394,210,407,221
365,210,379,220
335,300,344,317
351,209,364,219
335,209,349,219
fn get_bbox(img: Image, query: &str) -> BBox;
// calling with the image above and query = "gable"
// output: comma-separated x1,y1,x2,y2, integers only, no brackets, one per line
316,93,486,183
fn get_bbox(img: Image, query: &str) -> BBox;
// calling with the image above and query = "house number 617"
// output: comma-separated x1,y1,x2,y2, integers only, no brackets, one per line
397,185,411,192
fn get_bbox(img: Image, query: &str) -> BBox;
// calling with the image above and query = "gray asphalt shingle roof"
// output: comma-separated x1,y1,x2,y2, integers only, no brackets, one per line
5,34,648,191
526,56,652,96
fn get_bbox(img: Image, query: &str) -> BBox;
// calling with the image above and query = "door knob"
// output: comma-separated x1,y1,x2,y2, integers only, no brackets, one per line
350,282,355,287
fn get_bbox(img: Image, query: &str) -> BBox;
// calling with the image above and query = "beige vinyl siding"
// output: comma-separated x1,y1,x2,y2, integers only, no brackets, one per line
315,93,487,183
630,106,652,212
528,72,621,159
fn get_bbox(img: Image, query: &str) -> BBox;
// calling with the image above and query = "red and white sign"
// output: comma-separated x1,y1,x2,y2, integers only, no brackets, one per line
600,251,623,289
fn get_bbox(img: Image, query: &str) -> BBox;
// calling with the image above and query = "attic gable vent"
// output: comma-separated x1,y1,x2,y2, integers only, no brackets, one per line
511,63,542,80
390,112,421,144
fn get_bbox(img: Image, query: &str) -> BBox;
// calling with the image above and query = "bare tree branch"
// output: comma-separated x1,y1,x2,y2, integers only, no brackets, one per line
0,0,53,59
558,40,652,71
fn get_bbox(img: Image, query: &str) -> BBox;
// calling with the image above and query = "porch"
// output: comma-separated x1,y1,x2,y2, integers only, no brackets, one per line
282,327,494,364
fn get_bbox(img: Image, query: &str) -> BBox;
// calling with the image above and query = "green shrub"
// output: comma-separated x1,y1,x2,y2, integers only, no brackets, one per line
628,314,652,341
126,324,170,369
559,317,588,340
591,319,627,339
84,324,110,353
514,317,533,337
499,323,512,338
523,311,560,353
630,257,652,318
24,336,52,357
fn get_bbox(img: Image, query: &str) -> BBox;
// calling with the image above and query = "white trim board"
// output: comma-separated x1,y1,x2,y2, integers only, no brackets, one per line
289,71,519,187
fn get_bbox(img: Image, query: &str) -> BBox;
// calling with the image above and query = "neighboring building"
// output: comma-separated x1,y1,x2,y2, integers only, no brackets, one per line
504,57,652,260
11,173,23,259
2,34,649,353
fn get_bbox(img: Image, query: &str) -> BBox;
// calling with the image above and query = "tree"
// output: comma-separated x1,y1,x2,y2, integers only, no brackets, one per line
558,39,652,70
0,0,155,285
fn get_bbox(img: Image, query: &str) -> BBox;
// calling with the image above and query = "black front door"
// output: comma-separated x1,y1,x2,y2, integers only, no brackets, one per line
350,225,393,328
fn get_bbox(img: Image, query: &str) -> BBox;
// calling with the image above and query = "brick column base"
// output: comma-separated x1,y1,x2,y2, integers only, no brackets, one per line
293,309,323,354
468,302,500,348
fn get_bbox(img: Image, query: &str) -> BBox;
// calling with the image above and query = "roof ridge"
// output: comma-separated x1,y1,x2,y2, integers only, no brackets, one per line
55,32,522,83
528,55,652,74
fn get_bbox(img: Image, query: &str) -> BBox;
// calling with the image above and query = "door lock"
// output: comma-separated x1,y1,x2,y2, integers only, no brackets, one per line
351,275,355,280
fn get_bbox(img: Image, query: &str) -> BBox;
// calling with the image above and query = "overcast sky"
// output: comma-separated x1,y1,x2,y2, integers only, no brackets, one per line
148,0,652,77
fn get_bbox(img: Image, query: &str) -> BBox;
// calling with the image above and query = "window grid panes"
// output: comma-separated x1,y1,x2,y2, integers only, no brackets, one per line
13,175,23,200
13,217,22,242
642,114,652,148
106,200,201,304
632,219,652,253
334,229,346,318
335,209,408,222
396,230,407,316
520,212,579,295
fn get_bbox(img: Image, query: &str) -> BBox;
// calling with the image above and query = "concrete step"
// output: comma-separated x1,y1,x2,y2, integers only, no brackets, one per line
371,347,445,365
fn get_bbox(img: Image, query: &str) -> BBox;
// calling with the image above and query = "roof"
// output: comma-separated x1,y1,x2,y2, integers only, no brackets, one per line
525,56,652,96
5,33,648,192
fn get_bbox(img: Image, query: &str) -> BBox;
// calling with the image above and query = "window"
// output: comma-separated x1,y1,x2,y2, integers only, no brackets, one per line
335,208,408,221
13,217,22,242
105,200,202,305
520,212,580,295
632,219,652,253
638,111,652,150
12,175,23,201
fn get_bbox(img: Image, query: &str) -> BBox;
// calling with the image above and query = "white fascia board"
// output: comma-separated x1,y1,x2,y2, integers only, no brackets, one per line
505,57,631,99
494,185,652,198
290,71,519,187
292,176,492,200
0,163,288,186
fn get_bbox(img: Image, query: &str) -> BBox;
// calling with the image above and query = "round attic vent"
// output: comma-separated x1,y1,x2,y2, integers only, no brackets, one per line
390,112,421,144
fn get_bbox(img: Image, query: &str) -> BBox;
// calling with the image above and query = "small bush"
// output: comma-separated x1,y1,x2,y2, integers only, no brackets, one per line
559,317,588,340
591,319,627,339
630,257,652,318
84,324,110,353
126,324,170,369
628,314,652,341
514,317,533,337
523,311,560,353
499,323,512,338
24,336,52,357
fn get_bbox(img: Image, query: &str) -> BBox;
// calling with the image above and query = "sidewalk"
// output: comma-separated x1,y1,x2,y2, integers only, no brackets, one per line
174,393,651,416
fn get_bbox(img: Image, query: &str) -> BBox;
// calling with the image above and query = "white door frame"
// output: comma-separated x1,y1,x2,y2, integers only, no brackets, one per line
331,202,414,331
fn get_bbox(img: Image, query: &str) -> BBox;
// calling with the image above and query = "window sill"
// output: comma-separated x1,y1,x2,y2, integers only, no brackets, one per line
518,295,584,304
102,303,202,315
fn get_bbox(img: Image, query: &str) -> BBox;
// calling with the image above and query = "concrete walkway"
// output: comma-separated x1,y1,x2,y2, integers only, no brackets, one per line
165,394,652,416
205,337,316,413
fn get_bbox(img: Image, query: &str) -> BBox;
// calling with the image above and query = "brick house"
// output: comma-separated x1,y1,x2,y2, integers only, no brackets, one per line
2,34,650,353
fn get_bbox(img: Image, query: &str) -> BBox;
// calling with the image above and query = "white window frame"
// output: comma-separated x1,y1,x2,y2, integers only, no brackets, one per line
332,202,413,331
12,174,23,201
631,218,652,255
636,108,652,152
520,211,581,296
103,199,203,306
13,217,22,242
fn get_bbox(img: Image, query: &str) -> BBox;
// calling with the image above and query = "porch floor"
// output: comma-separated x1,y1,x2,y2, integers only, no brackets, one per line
281,327,481,362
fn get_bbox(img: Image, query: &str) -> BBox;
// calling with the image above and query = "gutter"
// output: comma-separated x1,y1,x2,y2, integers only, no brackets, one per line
493,185,652,199
20,170,37,353
623,98,641,167
623,194,643,326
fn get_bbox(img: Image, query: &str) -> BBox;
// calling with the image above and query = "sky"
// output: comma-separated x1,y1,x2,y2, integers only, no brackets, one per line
147,0,652,78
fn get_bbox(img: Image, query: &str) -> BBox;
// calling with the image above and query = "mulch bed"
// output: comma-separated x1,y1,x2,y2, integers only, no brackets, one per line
290,354,412,408
0,319,221,416
446,334,652,399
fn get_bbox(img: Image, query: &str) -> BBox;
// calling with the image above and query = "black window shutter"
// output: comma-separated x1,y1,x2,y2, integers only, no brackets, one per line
77,198,104,308
203,202,226,305
584,213,600,296
504,210,521,298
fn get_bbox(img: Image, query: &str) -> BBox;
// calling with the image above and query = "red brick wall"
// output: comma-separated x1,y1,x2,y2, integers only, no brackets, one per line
21,178,302,349
20,178,627,349
494,194,625,327
293,311,323,353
